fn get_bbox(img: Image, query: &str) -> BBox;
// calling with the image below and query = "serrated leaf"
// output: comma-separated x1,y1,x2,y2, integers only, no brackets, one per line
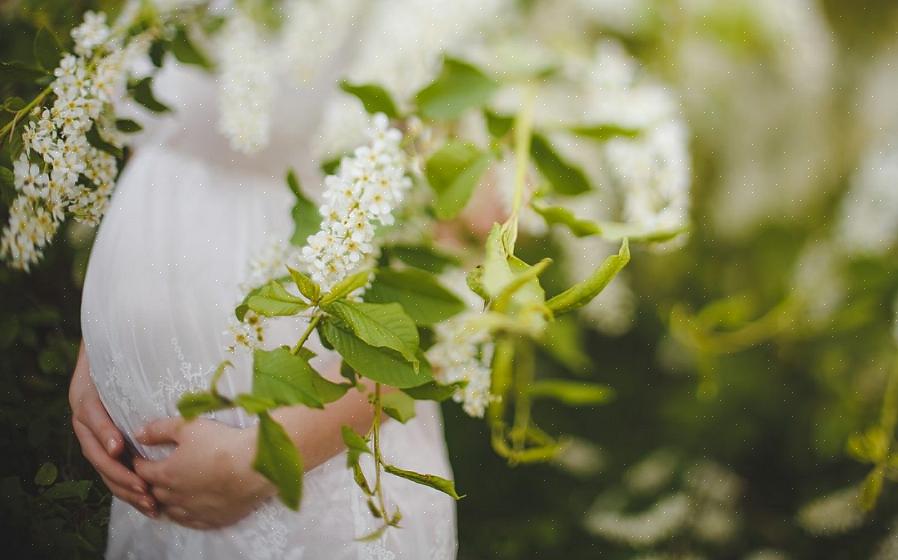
532,202,600,237
34,462,57,486
253,346,350,408
365,268,465,325
547,239,630,315
425,141,492,219
341,425,371,468
286,169,322,247
320,319,431,388
170,25,212,69
529,380,614,405
324,301,419,367
320,270,372,305
254,412,303,510
246,280,309,317
381,391,416,423
33,28,62,72
177,391,230,419
383,464,461,499
570,123,641,141
131,77,171,113
530,133,591,195
402,380,465,401
415,57,499,120
115,118,143,133
287,266,320,303
340,81,400,118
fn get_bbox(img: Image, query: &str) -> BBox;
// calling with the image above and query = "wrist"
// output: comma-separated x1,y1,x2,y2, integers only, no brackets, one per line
232,427,277,501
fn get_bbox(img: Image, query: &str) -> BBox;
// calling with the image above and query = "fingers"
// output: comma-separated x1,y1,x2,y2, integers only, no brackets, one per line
136,418,184,447
100,473,158,519
133,456,172,490
163,506,214,531
79,394,125,459
73,419,148,495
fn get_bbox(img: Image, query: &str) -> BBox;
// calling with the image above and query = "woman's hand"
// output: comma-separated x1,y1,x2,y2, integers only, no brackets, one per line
133,417,275,531
69,342,157,518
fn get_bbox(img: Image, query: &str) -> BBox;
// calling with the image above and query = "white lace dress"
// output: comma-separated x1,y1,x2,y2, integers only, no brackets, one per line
79,50,457,560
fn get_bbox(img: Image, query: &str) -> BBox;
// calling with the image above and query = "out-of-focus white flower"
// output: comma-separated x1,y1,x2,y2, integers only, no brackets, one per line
834,137,898,257
552,437,605,478
791,240,844,325
427,311,495,418
585,492,691,547
217,13,274,154
797,485,865,536
299,114,410,291
71,11,111,56
282,0,360,83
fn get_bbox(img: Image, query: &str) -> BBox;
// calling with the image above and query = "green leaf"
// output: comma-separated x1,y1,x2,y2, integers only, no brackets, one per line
402,380,465,401
115,118,143,133
234,393,277,414
0,167,15,191
149,39,166,67
481,224,515,299
131,77,171,113
0,62,48,83
546,239,630,315
320,270,372,305
287,169,322,247
570,123,641,141
492,257,552,313
85,126,123,159
341,425,371,467
254,412,303,510
324,300,419,367
287,266,320,303
531,202,600,237
33,28,62,72
383,464,462,499
177,391,230,419
384,244,460,273
529,380,614,405
597,221,688,243
321,155,342,176
861,467,885,511
170,25,213,69
365,268,465,325
319,319,431,388
339,81,400,118
540,316,591,373
415,57,499,120
43,480,91,502
530,134,591,195
236,285,263,321
246,280,309,317
253,346,350,408
484,110,514,138
425,141,493,219
34,462,57,487
381,391,416,423
340,360,358,385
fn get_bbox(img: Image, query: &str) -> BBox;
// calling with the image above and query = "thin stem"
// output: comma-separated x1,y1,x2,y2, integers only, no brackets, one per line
506,85,536,238
371,383,388,516
511,339,534,454
290,312,322,355
0,85,52,146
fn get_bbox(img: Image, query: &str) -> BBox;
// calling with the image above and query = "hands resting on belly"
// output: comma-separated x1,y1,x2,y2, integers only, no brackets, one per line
69,340,379,530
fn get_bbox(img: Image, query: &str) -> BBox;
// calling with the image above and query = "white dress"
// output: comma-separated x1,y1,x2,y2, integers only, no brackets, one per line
79,45,457,560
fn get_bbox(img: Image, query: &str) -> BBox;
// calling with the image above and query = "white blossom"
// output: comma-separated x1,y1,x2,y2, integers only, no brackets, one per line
427,311,495,418
298,114,411,291
797,485,865,536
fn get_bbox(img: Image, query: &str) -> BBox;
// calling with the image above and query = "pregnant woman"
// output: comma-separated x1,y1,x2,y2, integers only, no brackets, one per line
65,11,459,559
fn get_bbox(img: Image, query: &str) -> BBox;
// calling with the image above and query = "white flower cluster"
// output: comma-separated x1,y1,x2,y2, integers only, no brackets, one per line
1,12,147,271
216,13,274,154
797,484,865,536
427,311,495,418
299,114,411,291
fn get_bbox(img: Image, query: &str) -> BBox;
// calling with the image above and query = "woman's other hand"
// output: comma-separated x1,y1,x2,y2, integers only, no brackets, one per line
69,341,157,518
133,418,274,530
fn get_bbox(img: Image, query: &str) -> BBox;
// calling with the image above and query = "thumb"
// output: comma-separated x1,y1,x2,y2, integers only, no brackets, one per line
135,418,184,446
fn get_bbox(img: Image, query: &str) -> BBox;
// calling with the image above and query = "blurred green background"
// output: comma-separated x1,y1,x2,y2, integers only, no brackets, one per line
3,0,898,558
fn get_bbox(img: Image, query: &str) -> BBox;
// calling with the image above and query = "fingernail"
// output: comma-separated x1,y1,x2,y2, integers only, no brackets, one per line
107,438,117,452
134,429,145,442
141,499,153,510
132,484,143,493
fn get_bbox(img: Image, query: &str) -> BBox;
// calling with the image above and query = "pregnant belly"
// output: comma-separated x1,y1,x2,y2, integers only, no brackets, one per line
80,148,296,459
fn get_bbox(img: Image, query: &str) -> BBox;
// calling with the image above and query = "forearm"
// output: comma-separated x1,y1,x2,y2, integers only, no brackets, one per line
271,380,377,472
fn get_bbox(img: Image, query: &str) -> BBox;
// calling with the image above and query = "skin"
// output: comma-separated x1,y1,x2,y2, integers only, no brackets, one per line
70,341,380,530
